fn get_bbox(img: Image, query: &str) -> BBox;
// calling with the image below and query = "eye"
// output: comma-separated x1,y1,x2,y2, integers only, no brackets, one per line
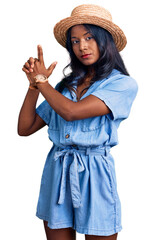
71,40,79,44
86,36,93,41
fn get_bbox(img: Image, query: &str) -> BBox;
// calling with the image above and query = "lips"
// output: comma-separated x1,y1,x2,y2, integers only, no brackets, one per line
81,54,91,59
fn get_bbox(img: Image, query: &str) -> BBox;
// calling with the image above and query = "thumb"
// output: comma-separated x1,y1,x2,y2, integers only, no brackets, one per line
47,61,57,76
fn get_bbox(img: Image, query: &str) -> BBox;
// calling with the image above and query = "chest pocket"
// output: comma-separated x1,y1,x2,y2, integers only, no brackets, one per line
81,115,106,132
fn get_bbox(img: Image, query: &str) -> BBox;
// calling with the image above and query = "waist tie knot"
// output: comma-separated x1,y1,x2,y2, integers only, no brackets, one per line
53,148,85,208
53,146,110,208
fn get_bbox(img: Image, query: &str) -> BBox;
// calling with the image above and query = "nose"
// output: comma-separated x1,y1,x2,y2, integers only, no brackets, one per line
79,39,88,51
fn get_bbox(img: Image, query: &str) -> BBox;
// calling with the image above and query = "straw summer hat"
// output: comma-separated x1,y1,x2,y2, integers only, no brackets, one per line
53,4,127,52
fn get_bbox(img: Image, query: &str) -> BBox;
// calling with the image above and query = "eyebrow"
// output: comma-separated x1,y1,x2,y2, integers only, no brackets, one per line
71,31,91,39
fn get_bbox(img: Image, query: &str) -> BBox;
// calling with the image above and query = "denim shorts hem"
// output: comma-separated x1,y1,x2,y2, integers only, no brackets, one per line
36,213,73,229
73,225,122,236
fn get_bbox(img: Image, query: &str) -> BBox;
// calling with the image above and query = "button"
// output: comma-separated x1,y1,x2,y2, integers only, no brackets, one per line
72,144,77,147
65,134,70,139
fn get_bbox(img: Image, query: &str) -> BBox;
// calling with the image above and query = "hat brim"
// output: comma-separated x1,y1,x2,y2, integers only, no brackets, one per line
53,15,127,52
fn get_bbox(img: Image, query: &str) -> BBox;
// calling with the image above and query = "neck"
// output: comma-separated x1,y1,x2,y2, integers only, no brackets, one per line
85,67,95,81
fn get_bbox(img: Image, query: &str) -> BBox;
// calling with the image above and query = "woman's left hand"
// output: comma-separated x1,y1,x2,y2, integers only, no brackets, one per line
22,45,57,85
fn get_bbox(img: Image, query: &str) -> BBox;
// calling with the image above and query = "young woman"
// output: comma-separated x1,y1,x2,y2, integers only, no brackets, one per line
18,4,138,240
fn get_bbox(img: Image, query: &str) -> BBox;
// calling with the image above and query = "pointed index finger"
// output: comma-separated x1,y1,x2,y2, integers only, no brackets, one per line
37,45,44,63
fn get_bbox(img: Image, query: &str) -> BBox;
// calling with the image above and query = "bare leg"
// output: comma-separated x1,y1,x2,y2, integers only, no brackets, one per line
43,221,76,240
85,233,118,240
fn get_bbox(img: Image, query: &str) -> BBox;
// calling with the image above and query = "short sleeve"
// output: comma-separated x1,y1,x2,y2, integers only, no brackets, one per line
91,76,138,121
36,100,52,125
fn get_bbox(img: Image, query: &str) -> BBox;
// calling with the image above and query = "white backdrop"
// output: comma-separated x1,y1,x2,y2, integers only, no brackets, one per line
0,0,156,239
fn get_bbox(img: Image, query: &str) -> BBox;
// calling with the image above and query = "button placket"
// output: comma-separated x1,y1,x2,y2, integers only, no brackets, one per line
60,89,76,144
64,121,73,143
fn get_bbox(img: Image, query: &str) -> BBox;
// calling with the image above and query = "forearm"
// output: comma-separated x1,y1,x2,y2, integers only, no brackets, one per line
18,88,40,135
37,81,111,121
37,82,75,121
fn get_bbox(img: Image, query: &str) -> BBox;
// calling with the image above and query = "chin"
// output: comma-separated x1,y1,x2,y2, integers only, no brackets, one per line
83,62,98,67
80,60,96,66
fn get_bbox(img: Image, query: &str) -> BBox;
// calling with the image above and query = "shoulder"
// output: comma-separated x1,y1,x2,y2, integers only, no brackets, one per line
99,69,138,93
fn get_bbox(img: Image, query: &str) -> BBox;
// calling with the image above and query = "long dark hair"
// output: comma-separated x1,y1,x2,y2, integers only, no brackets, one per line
56,24,129,94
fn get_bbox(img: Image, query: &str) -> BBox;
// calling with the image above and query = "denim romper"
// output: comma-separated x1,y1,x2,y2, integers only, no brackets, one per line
35,69,138,236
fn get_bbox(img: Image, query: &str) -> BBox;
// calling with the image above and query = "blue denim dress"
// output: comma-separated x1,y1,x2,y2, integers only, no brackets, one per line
35,69,138,236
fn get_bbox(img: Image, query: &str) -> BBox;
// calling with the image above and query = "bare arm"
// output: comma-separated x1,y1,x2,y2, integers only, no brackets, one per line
32,45,110,120
37,82,110,121
18,46,56,136
17,88,46,136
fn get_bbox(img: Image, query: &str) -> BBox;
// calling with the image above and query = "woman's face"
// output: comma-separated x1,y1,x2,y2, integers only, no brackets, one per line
70,25,100,66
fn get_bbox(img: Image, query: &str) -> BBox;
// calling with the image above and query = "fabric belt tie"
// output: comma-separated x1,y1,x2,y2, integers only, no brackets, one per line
53,146,110,208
